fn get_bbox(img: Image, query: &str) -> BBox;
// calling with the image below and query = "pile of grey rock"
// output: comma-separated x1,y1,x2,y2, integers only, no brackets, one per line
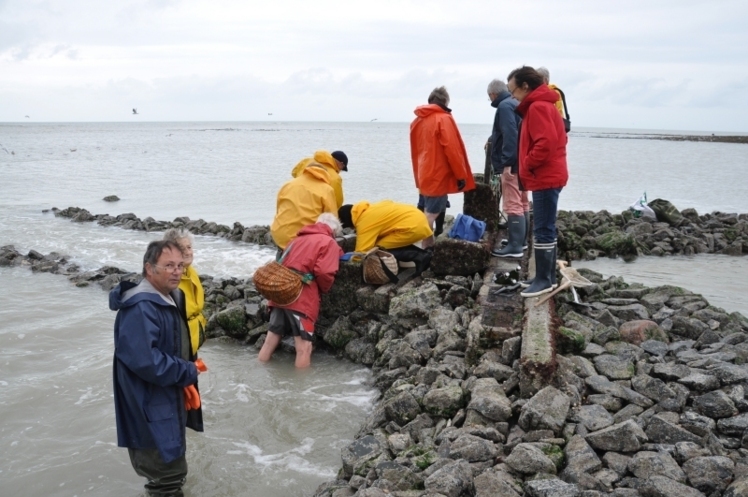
557,209,748,261
48,206,277,247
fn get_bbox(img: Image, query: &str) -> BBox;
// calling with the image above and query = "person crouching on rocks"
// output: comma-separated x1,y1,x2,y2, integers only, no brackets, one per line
258,213,343,368
163,228,207,355
338,200,434,276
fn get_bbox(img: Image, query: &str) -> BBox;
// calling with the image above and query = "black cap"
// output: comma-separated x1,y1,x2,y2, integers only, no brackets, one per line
331,150,348,171
338,204,354,229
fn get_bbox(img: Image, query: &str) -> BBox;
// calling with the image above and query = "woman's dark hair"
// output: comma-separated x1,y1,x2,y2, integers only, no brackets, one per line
338,204,354,229
507,66,544,91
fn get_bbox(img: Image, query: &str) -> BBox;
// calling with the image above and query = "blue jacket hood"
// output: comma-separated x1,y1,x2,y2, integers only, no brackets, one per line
109,279,176,312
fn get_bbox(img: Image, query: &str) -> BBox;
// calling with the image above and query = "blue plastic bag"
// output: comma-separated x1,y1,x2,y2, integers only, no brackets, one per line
448,214,486,242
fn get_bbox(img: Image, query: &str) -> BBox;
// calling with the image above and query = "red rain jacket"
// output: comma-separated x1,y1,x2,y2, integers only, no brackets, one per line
267,223,343,324
515,84,569,192
410,104,476,197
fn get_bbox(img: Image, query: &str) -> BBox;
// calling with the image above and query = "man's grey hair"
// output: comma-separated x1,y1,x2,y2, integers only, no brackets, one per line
142,240,181,277
487,79,507,95
163,227,194,244
427,86,450,107
317,212,342,237
536,67,550,84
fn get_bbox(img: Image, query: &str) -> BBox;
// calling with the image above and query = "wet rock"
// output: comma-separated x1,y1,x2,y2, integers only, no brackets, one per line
215,305,247,338
423,459,474,497
645,415,702,445
593,354,635,380
620,320,668,345
448,433,500,462
677,372,719,392
608,304,650,322
680,411,717,437
324,316,359,349
693,390,738,418
374,460,421,491
570,405,614,432
639,475,706,497
384,391,421,426
422,385,465,418
524,478,581,497
389,283,442,328
430,238,489,277
670,316,710,340
628,451,686,483
505,443,557,474
717,413,748,436
466,377,512,423
356,284,395,314
341,435,383,478
473,469,522,497
518,386,571,435
103,195,120,202
681,456,734,493
585,420,648,452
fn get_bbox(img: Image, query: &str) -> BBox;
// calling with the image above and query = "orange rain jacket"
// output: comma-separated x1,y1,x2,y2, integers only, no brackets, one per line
410,104,475,197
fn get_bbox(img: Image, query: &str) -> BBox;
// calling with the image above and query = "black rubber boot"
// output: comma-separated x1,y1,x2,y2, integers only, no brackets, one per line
520,243,557,289
524,211,531,250
434,210,446,238
521,242,556,297
492,215,525,258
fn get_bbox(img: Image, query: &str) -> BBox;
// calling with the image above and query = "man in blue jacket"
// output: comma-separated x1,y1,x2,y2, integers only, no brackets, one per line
110,240,204,496
485,78,528,258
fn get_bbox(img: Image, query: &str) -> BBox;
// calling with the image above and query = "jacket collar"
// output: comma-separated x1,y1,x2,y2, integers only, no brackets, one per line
490,90,512,108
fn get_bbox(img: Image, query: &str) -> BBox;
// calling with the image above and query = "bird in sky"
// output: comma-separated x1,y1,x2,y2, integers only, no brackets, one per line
268,113,273,116
24,115,29,118
370,118,378,122
132,108,138,115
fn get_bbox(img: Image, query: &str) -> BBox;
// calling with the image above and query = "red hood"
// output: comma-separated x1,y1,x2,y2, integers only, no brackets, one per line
296,222,334,238
413,103,449,118
516,84,560,116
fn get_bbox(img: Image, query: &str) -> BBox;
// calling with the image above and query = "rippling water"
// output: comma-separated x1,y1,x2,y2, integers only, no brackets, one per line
1,121,747,496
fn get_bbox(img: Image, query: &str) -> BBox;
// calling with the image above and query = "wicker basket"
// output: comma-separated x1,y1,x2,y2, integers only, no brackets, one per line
253,260,303,306
363,249,399,285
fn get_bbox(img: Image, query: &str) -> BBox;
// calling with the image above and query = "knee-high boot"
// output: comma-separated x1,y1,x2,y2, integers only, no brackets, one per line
521,242,556,298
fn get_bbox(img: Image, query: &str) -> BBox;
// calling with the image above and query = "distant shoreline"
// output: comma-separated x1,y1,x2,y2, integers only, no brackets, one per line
589,133,748,144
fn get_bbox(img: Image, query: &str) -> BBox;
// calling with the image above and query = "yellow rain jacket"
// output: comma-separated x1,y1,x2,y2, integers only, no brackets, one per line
291,150,344,208
271,164,337,249
180,264,207,355
548,84,566,118
351,200,433,252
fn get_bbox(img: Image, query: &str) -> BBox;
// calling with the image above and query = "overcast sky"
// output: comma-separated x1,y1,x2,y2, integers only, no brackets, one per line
1,0,747,131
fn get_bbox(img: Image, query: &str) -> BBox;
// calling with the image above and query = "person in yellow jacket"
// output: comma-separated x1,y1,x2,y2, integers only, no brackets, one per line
290,150,348,208
537,67,566,117
338,200,433,253
163,228,207,355
271,163,337,249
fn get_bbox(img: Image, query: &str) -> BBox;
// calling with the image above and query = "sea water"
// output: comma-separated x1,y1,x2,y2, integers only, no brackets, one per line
1,121,747,496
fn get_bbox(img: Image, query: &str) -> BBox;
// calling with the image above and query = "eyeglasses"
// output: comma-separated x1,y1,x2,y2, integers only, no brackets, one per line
153,263,185,273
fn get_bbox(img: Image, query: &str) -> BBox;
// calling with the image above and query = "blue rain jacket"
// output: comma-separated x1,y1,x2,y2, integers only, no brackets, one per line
110,280,201,463
489,90,521,173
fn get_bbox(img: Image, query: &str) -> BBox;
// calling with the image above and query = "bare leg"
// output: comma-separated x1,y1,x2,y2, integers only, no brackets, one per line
421,211,439,249
258,331,282,362
294,337,312,369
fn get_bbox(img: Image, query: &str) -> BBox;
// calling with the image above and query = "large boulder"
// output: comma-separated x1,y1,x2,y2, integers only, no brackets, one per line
681,456,735,494
424,459,474,497
518,386,571,435
466,377,512,422
422,385,465,418
388,283,442,328
505,443,557,475
628,451,686,483
585,420,648,452
431,238,490,277
341,435,383,478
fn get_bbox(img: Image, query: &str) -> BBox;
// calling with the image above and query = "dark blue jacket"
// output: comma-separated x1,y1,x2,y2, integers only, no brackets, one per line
110,280,202,463
489,90,521,173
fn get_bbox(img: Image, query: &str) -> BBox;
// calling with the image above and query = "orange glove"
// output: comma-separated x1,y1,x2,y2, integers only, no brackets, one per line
195,358,208,373
184,384,201,410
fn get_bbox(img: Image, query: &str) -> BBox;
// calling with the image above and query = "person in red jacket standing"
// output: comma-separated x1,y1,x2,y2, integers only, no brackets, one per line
410,86,475,246
258,213,344,368
507,66,569,298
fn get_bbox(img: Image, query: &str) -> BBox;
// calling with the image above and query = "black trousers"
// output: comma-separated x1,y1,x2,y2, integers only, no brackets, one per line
128,448,188,497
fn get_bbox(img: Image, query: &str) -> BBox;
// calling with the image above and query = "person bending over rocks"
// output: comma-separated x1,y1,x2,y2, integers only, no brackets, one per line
259,213,343,368
290,150,349,209
270,162,337,251
163,228,207,355
338,200,434,276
